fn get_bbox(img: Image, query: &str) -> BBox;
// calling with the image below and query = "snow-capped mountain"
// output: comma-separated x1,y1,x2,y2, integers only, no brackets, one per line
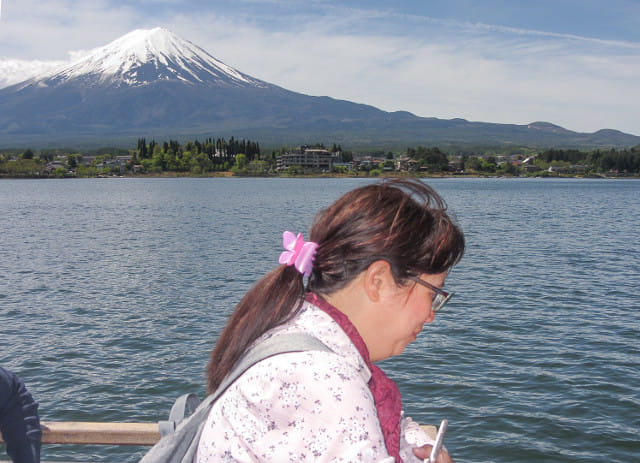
24,27,267,89
1,28,638,148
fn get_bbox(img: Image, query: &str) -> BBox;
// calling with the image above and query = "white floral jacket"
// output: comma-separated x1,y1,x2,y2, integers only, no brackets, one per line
197,301,433,462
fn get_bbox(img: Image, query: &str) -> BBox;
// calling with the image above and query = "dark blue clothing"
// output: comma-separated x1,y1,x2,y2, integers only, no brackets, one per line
0,367,41,463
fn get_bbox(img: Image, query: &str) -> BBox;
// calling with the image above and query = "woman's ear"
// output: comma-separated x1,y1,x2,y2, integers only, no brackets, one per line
363,260,393,302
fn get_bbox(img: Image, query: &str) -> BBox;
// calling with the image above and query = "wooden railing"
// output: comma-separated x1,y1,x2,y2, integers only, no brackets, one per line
37,421,160,445
1,422,159,463
1,421,437,460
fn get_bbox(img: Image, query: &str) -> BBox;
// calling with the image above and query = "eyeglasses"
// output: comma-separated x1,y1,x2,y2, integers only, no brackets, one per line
411,276,453,312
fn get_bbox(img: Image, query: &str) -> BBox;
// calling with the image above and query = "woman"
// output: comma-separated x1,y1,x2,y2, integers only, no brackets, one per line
198,178,464,462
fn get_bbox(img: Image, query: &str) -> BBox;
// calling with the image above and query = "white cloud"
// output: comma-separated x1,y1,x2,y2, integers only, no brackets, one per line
0,59,66,88
0,0,143,59
0,49,100,88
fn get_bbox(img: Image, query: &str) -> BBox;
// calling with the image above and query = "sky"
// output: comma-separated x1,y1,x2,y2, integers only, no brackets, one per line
0,0,639,135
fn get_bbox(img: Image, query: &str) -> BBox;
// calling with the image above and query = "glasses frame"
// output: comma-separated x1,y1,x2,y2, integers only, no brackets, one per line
411,276,453,312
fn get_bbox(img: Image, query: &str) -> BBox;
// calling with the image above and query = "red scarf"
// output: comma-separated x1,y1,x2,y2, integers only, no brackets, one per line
305,293,403,462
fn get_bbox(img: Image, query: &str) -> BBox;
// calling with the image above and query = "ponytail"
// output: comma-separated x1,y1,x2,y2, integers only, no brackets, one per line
206,265,305,393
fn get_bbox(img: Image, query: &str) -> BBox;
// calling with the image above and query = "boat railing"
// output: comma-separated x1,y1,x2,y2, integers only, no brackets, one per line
1,421,437,461
1,422,158,463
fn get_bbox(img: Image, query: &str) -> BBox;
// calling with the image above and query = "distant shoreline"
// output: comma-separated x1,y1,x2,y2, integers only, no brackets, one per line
3,172,637,180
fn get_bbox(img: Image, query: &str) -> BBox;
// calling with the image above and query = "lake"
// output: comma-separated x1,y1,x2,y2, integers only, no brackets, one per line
1,177,638,462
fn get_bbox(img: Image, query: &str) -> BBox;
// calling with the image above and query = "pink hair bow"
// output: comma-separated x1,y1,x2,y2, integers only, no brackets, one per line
278,231,318,277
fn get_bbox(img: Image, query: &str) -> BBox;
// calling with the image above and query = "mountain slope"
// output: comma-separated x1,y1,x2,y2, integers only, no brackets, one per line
1,27,638,148
17,27,266,89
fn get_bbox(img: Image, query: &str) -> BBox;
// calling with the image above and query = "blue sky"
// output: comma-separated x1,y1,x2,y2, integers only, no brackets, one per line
1,0,639,135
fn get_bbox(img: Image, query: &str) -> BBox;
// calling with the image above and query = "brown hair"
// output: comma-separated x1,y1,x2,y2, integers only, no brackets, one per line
206,178,464,392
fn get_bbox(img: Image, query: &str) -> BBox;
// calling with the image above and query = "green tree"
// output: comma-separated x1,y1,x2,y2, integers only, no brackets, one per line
466,157,482,171
408,146,449,171
480,159,496,172
459,155,468,171
499,162,518,175
247,160,269,175
235,154,247,169
230,153,248,175
39,152,54,162
52,167,67,178
137,138,148,159
66,154,80,169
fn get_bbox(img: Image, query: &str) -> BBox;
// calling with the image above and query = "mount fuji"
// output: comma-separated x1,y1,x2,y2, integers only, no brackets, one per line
0,27,638,148
33,27,268,90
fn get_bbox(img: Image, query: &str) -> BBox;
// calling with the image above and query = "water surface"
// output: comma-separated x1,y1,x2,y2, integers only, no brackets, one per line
1,178,638,462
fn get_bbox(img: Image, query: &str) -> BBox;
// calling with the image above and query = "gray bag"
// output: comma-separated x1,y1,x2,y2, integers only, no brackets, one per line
139,333,330,463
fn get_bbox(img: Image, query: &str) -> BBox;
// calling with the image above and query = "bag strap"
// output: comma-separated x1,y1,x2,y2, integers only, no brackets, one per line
158,393,201,437
202,332,331,409
160,332,331,435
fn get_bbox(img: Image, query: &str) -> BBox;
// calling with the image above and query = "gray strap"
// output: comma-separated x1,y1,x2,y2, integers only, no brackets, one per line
158,393,201,437
162,332,331,434
226,333,329,389
204,332,331,408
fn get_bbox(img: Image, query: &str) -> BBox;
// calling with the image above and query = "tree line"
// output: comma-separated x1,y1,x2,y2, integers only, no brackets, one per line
133,137,262,173
537,148,640,173
448,147,639,175
1,141,639,177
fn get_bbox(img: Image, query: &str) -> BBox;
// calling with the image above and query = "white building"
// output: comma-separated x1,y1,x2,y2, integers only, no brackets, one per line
277,148,333,172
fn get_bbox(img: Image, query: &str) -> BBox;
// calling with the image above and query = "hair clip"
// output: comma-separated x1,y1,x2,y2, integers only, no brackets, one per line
278,231,318,277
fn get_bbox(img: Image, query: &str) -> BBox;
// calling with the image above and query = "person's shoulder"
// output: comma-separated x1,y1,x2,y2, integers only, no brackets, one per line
0,367,20,396
247,349,352,380
229,349,367,399
224,350,376,416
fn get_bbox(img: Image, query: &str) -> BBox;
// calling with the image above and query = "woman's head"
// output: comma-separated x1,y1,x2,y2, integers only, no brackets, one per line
308,178,464,296
207,178,464,391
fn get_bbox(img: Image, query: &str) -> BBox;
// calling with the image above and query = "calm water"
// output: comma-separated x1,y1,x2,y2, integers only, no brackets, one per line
1,178,638,462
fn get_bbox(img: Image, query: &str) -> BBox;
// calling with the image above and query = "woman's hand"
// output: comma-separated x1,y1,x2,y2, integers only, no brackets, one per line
413,444,454,463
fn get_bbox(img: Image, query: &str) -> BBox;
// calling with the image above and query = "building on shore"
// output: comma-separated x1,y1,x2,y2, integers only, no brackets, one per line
276,147,335,172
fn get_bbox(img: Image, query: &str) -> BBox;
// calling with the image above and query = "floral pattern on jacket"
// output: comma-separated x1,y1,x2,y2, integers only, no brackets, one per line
197,301,433,462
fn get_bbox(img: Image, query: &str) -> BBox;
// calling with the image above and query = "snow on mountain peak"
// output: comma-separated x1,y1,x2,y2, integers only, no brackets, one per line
40,27,264,88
